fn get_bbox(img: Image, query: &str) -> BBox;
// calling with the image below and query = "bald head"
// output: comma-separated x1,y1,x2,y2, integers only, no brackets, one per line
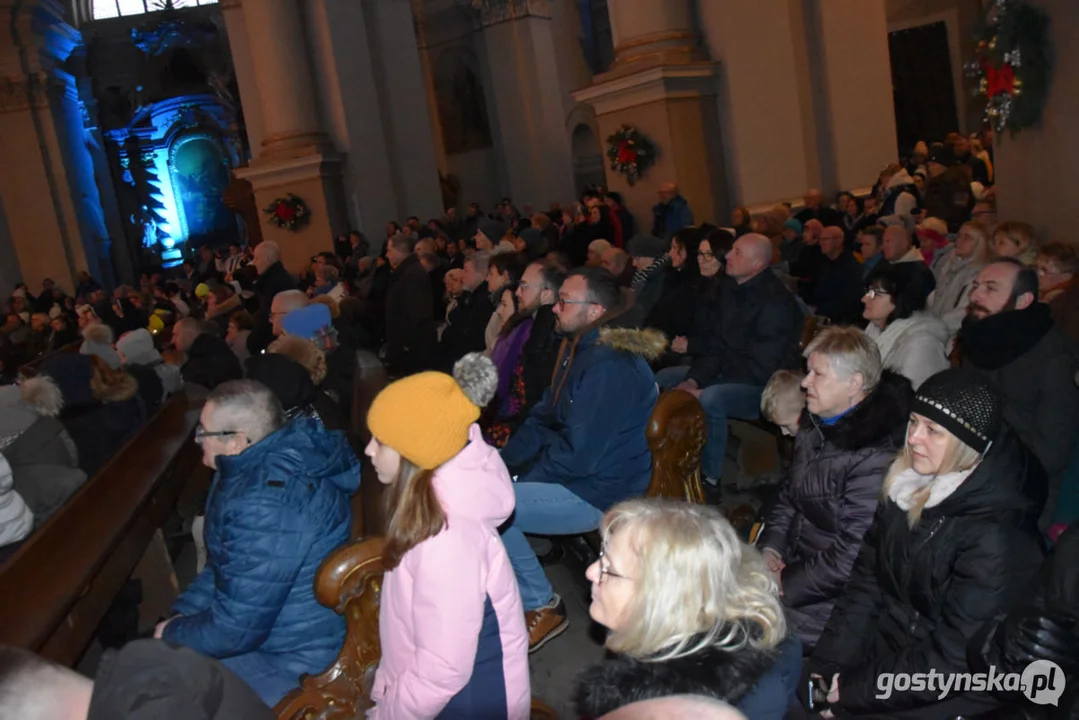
819,226,845,259
600,696,747,720
726,233,772,283
271,290,309,337
588,239,612,267
658,182,678,203
882,225,913,261
804,188,823,208
803,219,823,245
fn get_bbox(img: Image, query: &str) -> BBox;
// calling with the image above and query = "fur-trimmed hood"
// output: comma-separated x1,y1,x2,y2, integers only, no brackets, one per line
81,322,113,345
3,376,65,418
574,642,779,720
598,326,668,361
805,370,913,452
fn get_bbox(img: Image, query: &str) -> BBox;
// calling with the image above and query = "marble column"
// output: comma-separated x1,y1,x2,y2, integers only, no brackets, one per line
473,0,576,208
573,0,726,227
227,0,348,272
218,0,264,158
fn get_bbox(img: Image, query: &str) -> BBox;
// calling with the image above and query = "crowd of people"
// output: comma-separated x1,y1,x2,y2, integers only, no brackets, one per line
2,128,1079,719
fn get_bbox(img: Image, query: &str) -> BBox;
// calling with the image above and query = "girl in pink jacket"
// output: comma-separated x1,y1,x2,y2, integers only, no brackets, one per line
365,353,531,719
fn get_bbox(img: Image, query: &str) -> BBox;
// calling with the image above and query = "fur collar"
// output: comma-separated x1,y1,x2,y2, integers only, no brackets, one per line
887,465,976,511
575,643,778,720
808,370,912,452
598,327,668,360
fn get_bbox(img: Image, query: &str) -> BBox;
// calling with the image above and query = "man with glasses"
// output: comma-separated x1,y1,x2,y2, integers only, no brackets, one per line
157,380,360,707
500,267,663,652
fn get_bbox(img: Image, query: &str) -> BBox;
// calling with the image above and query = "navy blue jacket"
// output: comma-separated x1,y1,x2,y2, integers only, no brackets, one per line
501,326,663,511
165,418,359,681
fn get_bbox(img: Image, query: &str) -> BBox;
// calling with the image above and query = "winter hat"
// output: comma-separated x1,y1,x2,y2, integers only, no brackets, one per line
42,353,95,408
627,233,667,259
80,323,122,369
519,227,544,251
477,218,505,244
783,218,803,234
912,368,1002,454
147,313,166,334
928,144,958,168
116,328,161,367
282,303,337,351
194,283,211,299
367,353,497,470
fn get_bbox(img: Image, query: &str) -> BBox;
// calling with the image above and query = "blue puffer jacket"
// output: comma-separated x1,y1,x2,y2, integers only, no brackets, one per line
164,418,359,680
501,326,664,511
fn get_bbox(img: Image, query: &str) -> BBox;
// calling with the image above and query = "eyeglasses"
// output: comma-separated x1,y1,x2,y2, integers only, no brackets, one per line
194,424,240,444
557,298,596,310
597,550,632,584
697,251,715,260
863,287,891,300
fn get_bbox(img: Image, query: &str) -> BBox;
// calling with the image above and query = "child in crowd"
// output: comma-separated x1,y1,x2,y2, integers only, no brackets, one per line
761,369,806,437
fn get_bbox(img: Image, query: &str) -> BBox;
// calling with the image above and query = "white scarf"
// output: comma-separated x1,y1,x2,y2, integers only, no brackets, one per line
887,465,976,511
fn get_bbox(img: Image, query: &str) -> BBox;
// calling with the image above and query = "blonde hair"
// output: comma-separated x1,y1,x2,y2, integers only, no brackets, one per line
882,422,982,528
958,221,992,265
267,336,327,385
761,370,805,422
600,499,785,662
994,221,1040,264
309,294,341,319
382,455,445,571
804,326,882,396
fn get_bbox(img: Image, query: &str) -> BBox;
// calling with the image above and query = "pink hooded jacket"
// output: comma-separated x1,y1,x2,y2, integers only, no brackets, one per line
369,424,530,719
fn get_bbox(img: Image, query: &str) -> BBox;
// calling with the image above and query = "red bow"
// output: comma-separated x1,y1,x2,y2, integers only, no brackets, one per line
616,140,638,165
984,62,1016,97
274,204,297,221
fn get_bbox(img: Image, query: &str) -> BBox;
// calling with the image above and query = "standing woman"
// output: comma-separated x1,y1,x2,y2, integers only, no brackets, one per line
807,368,1046,718
365,354,530,719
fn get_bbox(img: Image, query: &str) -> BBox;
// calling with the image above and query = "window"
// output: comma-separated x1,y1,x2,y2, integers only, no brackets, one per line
91,0,218,20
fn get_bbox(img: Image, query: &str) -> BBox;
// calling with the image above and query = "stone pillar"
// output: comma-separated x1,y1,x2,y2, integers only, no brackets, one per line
473,0,576,208
218,0,264,158
573,0,726,227
227,0,348,273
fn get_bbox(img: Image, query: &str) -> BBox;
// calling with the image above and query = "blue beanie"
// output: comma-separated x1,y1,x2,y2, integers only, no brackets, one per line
783,218,803,234
282,304,337,351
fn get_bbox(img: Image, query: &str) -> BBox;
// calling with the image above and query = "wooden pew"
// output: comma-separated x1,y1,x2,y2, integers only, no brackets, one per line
0,392,205,664
348,351,388,540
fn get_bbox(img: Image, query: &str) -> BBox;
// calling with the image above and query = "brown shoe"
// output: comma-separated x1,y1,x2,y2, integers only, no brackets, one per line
525,595,568,653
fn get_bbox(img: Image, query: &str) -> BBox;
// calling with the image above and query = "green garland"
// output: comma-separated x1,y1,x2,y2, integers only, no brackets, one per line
264,193,311,232
965,0,1052,136
606,125,656,186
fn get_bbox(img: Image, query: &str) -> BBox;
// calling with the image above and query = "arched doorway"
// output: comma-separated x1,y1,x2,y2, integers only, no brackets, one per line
571,123,605,197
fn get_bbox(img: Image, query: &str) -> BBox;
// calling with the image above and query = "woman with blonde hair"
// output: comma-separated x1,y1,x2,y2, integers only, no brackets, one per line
992,220,1039,265
806,368,1045,718
575,499,801,720
365,353,530,719
927,220,991,336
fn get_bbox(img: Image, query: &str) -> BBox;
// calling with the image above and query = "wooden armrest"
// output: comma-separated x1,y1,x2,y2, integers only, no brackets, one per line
645,390,707,503
275,537,387,720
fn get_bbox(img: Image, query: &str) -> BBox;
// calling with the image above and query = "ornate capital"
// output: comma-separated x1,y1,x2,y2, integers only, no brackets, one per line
0,72,53,114
468,0,550,29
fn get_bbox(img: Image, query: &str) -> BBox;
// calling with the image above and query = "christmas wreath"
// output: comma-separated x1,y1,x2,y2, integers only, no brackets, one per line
264,193,310,232
606,125,656,186
966,0,1052,136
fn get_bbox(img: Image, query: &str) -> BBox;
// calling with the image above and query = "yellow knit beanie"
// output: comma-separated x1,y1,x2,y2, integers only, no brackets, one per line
367,353,498,470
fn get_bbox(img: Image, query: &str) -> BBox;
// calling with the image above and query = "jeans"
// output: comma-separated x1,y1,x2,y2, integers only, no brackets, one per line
220,652,302,708
654,366,765,479
500,482,605,611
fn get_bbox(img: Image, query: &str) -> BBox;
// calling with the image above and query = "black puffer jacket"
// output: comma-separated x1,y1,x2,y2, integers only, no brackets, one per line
181,334,242,391
810,427,1047,718
758,371,912,648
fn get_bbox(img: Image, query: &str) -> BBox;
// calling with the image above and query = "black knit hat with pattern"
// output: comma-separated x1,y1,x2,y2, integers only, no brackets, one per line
912,368,1002,454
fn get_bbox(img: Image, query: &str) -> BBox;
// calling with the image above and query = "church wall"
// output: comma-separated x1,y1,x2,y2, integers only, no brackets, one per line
446,147,500,211
0,200,21,293
994,0,1079,243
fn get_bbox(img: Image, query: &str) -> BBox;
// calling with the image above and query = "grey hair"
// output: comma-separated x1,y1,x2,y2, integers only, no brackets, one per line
0,646,88,719
272,289,309,314
316,265,340,284
600,499,785,662
205,380,285,444
465,250,491,275
804,325,883,395
453,353,498,407
256,240,280,263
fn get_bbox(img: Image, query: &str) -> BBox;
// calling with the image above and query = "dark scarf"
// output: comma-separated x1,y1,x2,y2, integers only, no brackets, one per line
631,253,671,293
958,302,1054,370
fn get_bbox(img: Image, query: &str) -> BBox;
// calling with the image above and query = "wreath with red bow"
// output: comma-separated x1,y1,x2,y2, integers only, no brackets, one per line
264,193,311,232
965,0,1051,136
606,125,656,186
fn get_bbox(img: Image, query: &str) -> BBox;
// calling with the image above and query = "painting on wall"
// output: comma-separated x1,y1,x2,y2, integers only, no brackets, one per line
434,47,493,156
170,134,235,246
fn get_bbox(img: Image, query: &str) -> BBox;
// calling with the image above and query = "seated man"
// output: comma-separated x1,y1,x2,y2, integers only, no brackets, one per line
655,234,804,483
500,267,663,651
171,318,243,391
157,380,360,706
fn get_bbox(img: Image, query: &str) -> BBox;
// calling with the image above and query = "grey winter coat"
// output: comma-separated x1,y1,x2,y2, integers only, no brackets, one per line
928,251,983,337
757,372,912,649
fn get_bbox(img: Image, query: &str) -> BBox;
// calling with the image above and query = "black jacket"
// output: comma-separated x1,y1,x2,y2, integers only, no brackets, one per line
88,639,273,719
247,261,297,355
959,304,1079,526
575,641,779,720
813,251,867,325
438,285,495,372
759,372,912,648
810,427,1047,718
383,254,436,377
182,334,243,391
686,270,803,387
